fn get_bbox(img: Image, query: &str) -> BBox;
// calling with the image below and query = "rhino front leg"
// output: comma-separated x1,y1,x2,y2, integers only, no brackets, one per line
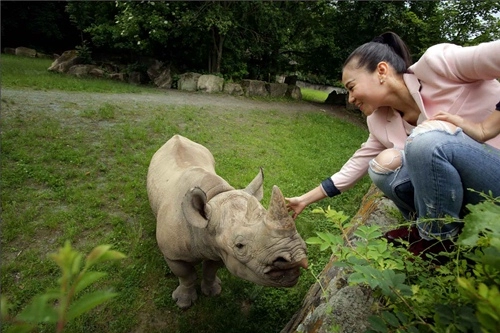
165,258,198,309
201,260,223,297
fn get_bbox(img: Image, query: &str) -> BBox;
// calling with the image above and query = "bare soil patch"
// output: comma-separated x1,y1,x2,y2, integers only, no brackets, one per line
1,88,367,129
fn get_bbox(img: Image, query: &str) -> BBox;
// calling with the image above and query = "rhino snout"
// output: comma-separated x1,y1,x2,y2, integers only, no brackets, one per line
263,256,308,286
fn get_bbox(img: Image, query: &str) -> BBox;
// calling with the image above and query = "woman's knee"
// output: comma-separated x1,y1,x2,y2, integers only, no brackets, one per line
370,148,403,173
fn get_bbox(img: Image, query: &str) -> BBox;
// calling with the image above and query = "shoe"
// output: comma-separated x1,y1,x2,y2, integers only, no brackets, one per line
383,226,420,244
408,238,455,264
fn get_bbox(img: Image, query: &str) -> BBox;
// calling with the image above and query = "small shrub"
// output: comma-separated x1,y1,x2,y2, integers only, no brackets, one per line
1,241,126,333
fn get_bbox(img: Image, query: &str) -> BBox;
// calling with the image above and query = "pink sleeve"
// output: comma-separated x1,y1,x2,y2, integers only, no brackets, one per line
329,133,386,193
412,40,500,82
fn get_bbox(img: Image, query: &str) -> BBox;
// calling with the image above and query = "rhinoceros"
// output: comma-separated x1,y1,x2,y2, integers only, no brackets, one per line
147,135,308,309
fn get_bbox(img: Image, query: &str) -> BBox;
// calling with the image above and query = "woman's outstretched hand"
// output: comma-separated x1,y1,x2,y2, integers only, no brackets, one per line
285,196,307,220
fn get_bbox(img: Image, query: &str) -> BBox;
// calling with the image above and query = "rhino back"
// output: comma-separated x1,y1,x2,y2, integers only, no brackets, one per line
147,135,232,260
147,135,216,214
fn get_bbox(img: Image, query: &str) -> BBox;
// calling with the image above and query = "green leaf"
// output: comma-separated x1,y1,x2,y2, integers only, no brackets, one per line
5,323,36,333
85,244,112,268
368,315,388,332
306,237,323,245
381,311,400,328
458,200,500,247
66,290,118,321
85,245,126,268
16,293,59,324
74,271,108,295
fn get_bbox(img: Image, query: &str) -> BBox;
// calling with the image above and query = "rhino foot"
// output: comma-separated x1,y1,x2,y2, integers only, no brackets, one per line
201,276,222,296
172,285,198,309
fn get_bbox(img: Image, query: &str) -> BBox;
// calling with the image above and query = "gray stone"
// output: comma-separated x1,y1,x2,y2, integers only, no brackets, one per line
178,72,202,92
15,47,36,58
241,79,269,97
265,83,288,97
197,74,224,93
286,85,302,100
223,82,244,96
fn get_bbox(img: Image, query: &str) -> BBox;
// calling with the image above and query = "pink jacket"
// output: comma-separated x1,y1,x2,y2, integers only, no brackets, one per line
328,40,500,194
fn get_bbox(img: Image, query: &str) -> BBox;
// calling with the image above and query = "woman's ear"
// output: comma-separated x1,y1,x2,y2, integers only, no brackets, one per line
377,61,389,76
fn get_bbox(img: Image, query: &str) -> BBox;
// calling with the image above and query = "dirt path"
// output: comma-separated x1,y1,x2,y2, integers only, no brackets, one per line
1,88,367,129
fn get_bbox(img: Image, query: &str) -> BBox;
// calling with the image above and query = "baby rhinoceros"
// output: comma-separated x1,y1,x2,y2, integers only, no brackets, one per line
147,135,308,309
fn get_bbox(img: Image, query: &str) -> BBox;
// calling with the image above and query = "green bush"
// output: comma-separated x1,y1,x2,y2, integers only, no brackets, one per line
307,193,500,333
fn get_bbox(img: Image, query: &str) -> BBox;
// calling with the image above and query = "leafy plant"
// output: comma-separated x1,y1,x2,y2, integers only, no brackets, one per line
1,241,126,333
306,193,500,333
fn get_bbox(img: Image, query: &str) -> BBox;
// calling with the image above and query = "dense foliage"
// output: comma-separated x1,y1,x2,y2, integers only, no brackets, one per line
2,0,499,84
308,192,500,332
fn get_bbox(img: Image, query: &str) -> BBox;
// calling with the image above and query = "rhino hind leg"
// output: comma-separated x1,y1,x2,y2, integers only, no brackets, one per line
166,258,198,309
201,260,223,297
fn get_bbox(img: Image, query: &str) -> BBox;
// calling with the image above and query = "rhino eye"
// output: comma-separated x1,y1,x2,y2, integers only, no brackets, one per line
235,243,245,249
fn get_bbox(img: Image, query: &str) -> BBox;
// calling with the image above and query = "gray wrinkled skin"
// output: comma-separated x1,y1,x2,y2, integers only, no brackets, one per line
147,135,308,309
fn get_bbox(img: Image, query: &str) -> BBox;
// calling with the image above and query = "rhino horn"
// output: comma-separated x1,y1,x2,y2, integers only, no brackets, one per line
266,185,295,230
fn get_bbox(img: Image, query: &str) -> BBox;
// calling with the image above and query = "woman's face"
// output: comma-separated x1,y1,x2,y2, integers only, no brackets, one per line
342,62,385,116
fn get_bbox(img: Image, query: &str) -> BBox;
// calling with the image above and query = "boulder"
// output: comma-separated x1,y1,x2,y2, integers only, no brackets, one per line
197,74,224,93
48,50,81,73
241,79,269,97
4,48,16,55
128,71,146,85
147,60,172,89
324,90,347,106
178,72,202,92
89,68,105,78
266,83,288,97
223,82,244,96
67,64,98,77
15,47,36,58
286,85,302,100
109,73,127,82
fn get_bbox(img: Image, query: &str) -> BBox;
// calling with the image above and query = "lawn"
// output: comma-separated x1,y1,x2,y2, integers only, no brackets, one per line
0,54,370,333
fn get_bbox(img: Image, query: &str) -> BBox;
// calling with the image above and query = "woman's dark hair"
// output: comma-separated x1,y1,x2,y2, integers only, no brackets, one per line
343,31,412,74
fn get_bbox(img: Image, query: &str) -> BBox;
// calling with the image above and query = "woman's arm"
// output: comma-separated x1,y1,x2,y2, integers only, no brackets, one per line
432,101,500,142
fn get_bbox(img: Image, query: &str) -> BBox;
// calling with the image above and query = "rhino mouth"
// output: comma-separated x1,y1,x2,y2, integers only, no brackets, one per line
264,257,308,285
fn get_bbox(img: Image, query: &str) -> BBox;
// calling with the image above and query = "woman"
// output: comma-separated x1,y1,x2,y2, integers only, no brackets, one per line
286,32,500,255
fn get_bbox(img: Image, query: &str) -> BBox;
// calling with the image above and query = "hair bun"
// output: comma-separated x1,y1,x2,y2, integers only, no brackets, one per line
372,36,385,44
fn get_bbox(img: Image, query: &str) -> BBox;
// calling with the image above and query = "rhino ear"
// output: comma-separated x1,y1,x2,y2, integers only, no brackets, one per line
244,168,264,201
182,187,209,228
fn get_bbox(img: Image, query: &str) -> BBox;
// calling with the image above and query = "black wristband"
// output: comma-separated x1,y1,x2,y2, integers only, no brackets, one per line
321,178,341,197
496,100,500,111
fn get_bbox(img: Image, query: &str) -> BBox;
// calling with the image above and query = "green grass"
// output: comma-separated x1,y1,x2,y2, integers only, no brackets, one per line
0,55,370,333
300,88,329,103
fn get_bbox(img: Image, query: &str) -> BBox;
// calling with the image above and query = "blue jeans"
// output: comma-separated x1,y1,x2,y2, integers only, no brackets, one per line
369,126,500,240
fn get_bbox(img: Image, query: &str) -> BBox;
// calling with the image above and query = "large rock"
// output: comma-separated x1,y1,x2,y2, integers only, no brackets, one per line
325,90,348,106
67,64,98,78
48,50,82,73
178,72,202,92
15,47,36,58
197,74,224,93
223,82,244,96
266,83,289,97
241,79,269,97
281,184,400,333
286,85,302,100
147,60,172,89
4,48,16,55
